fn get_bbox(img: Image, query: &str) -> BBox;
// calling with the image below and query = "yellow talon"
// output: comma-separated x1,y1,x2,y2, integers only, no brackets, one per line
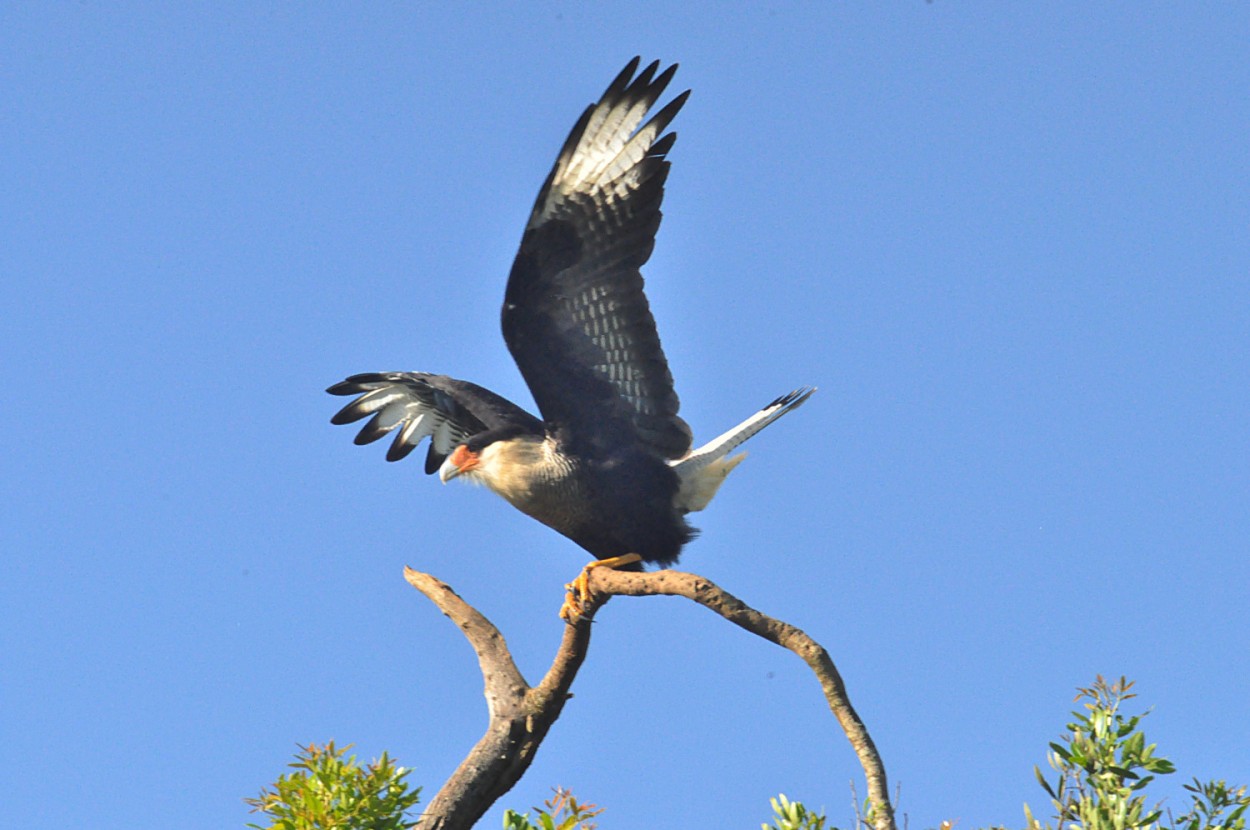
559,553,643,622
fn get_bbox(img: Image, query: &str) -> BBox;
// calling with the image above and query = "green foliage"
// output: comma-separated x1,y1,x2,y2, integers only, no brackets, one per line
245,741,420,830
502,788,604,830
764,793,830,830
243,677,1245,830
1026,675,1174,830
1019,676,1248,830
1174,780,1249,830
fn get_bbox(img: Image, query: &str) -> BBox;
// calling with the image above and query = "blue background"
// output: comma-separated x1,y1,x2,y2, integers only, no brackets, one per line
3,4,1247,828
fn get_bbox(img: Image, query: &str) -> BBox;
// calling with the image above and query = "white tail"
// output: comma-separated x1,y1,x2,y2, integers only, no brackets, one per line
670,387,815,513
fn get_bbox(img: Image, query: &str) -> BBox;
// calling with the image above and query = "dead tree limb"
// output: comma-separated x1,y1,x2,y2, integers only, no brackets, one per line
403,568,592,830
582,568,896,830
406,565,896,830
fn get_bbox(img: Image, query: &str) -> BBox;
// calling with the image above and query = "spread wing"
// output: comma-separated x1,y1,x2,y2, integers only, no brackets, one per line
502,58,693,460
327,372,542,472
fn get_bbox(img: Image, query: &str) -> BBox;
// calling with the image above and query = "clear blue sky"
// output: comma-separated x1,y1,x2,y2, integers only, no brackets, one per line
3,4,1247,828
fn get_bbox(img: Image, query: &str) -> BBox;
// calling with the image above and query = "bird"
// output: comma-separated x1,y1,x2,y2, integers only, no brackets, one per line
327,58,814,618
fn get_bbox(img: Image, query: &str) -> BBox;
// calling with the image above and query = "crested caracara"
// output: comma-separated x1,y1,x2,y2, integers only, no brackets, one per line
328,58,813,603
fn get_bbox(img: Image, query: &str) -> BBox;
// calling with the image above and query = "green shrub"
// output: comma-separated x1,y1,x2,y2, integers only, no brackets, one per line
245,741,420,830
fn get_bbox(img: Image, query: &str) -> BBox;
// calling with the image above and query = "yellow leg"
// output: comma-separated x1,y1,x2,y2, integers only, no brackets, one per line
559,553,643,622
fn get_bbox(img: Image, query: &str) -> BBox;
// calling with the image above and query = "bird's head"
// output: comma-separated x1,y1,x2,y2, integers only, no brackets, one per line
437,427,546,492
438,443,482,483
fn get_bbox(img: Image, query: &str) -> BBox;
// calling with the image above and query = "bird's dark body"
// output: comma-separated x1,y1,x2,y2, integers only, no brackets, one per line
531,438,695,569
454,422,695,567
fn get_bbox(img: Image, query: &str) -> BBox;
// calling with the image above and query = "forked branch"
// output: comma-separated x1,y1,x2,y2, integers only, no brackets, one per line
405,566,896,830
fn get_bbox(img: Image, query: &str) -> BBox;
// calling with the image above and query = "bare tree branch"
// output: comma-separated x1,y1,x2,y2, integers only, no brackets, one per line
581,568,896,830
406,565,896,830
404,567,594,830
403,569,527,714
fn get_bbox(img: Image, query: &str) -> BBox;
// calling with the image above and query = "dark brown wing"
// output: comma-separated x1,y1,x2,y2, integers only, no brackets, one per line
502,58,692,459
327,372,542,472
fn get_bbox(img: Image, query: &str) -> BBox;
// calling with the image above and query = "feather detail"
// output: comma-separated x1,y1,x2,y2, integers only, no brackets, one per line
503,58,693,460
670,387,816,512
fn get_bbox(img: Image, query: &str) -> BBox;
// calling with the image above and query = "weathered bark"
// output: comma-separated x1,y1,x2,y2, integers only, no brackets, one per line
407,566,896,830
403,568,592,830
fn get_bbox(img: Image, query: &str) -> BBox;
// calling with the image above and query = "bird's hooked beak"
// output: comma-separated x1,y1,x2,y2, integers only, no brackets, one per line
438,444,480,483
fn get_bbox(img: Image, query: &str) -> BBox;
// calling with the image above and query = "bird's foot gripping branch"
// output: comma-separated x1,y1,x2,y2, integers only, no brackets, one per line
403,564,897,830
558,553,643,622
